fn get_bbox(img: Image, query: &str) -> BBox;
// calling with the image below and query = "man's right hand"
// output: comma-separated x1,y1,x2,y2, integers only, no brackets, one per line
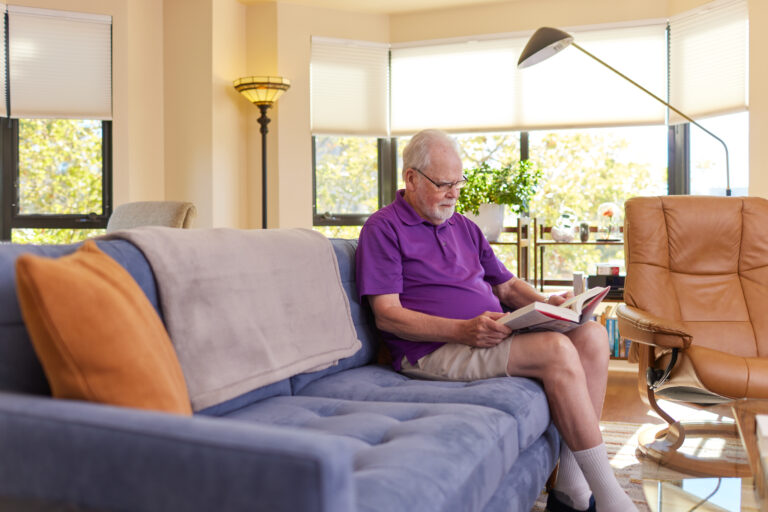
458,312,512,348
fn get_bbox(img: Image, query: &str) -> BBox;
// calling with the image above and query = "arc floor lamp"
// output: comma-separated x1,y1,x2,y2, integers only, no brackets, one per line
234,76,291,228
518,27,731,196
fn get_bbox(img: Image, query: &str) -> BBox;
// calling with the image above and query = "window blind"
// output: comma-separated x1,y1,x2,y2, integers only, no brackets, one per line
8,6,112,120
310,37,389,136
391,37,524,135
669,0,748,123
390,22,667,134
516,24,667,130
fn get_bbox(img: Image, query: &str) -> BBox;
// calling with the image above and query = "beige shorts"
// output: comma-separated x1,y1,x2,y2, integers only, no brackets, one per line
400,335,515,381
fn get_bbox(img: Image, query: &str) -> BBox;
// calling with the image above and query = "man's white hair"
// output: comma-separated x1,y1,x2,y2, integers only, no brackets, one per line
402,129,460,179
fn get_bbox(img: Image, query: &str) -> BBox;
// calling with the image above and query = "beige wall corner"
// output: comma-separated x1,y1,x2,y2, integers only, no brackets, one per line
213,0,249,228
164,0,215,227
749,0,767,198
119,0,166,205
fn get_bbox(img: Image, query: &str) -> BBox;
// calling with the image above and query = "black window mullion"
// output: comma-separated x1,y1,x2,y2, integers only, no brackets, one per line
668,123,690,195
101,120,113,218
520,131,529,161
0,119,13,240
311,135,318,218
378,137,396,208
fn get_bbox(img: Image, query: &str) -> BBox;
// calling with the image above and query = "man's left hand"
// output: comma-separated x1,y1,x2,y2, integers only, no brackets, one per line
546,291,573,306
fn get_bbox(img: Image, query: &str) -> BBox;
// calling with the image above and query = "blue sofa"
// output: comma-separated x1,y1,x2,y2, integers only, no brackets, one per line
0,237,559,512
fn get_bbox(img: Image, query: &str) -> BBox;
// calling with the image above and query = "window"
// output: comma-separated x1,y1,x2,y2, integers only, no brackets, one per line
312,135,381,238
529,125,668,280
690,112,748,196
0,6,113,243
311,3,749,254
4,119,111,243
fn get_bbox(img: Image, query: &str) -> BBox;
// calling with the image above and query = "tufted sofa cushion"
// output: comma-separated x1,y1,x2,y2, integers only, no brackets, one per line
224,395,518,512
295,365,552,456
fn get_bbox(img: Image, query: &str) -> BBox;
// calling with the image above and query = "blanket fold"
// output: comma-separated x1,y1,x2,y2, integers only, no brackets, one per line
105,227,361,410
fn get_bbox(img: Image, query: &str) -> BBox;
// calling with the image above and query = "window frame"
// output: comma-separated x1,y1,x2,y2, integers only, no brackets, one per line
0,118,113,240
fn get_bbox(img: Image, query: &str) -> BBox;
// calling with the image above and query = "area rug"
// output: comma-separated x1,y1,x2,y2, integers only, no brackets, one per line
530,420,749,511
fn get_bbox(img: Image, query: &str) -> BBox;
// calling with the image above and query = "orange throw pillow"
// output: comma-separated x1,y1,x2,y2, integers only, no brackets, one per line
15,240,192,415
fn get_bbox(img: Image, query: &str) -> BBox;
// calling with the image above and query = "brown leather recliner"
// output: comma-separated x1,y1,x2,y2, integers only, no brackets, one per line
617,195,768,476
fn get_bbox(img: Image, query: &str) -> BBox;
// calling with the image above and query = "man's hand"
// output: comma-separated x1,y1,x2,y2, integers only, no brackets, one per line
546,291,573,306
458,312,512,348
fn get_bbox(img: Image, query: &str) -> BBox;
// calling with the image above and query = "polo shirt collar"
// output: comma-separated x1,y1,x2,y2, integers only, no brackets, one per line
393,189,458,228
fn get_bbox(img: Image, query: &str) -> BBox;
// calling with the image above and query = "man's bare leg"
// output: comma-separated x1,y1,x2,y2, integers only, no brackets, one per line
505,327,603,449
505,324,635,511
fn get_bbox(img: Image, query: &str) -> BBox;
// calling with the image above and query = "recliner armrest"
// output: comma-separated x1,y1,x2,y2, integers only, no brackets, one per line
0,392,355,512
616,305,692,350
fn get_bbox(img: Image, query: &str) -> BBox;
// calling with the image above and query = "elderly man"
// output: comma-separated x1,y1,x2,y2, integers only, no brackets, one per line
355,129,636,512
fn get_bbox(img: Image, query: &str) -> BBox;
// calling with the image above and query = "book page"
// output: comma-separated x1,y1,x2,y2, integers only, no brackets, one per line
559,286,609,314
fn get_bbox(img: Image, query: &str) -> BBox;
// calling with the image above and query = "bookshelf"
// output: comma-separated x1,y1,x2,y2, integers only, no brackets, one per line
594,301,630,360
534,221,624,292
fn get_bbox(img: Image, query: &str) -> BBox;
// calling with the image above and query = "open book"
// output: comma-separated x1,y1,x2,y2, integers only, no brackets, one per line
496,286,611,333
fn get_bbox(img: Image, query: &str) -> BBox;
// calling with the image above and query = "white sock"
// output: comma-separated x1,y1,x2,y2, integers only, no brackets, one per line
552,445,592,510
572,443,637,512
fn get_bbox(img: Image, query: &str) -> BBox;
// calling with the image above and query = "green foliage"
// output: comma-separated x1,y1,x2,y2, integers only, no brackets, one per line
312,225,363,239
18,119,103,216
12,119,104,245
456,160,541,216
12,229,104,245
314,136,378,215
526,129,666,279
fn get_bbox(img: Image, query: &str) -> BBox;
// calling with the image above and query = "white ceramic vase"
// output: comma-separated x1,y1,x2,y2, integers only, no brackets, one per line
464,203,505,242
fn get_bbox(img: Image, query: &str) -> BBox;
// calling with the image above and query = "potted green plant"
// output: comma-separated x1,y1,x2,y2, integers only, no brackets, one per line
457,160,541,241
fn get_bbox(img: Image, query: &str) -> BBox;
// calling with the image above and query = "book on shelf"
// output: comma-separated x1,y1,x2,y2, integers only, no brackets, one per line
757,414,768,475
496,286,610,334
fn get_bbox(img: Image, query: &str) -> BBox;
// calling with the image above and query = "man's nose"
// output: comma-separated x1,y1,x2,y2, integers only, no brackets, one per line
446,185,460,199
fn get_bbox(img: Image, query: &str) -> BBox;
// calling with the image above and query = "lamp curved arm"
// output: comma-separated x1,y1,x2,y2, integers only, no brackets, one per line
571,42,731,196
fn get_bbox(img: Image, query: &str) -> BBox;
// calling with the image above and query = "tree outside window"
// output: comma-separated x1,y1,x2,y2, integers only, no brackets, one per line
9,119,108,244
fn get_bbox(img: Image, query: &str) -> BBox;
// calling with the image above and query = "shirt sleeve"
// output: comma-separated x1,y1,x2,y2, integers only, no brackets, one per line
355,217,404,301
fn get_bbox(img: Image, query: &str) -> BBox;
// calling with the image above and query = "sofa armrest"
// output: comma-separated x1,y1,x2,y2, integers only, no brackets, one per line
0,392,355,512
616,305,692,350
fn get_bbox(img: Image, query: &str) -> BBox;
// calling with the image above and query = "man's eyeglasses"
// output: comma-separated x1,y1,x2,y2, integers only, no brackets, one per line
412,168,467,191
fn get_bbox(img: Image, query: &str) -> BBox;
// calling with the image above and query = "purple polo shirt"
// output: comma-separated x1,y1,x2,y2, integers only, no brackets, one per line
356,190,515,371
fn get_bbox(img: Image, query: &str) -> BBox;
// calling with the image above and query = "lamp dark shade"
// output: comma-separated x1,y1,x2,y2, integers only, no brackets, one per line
517,27,574,69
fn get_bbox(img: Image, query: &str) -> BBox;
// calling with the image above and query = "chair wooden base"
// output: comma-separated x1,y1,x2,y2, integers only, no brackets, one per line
636,421,751,478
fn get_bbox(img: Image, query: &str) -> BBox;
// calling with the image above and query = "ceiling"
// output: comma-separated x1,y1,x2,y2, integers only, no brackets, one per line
242,0,517,15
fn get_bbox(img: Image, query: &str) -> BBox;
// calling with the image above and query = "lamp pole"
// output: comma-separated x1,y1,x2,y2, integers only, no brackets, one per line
257,104,271,229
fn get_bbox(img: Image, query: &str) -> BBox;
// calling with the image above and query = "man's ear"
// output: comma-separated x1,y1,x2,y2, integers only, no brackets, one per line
403,168,417,188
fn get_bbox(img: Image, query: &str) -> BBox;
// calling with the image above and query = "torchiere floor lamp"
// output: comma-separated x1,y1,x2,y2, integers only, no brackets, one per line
518,27,731,196
233,76,291,228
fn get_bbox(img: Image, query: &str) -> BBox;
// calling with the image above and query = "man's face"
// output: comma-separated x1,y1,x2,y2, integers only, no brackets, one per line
404,144,463,225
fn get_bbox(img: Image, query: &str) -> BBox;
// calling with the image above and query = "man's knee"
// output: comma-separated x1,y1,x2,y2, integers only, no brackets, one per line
572,321,609,353
540,332,580,366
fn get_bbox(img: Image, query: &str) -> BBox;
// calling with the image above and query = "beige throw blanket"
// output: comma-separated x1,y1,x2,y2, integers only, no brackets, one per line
105,227,361,411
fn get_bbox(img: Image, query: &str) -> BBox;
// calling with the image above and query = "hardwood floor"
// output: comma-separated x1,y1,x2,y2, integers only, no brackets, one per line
601,361,665,425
